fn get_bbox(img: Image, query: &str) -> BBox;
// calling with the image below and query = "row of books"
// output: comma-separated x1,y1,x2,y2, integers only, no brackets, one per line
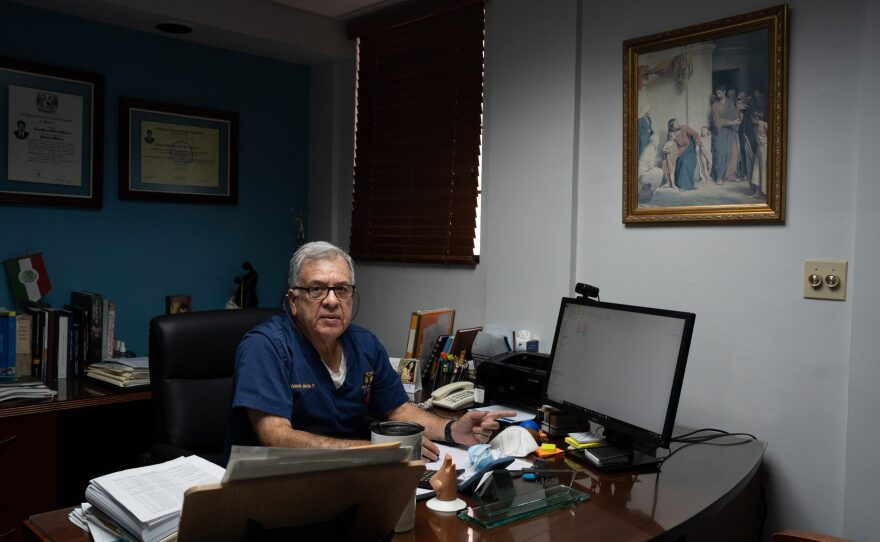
0,310,20,377
5,291,117,383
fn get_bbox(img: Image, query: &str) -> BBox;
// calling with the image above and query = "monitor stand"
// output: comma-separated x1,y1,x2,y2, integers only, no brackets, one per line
570,448,660,473
571,431,661,473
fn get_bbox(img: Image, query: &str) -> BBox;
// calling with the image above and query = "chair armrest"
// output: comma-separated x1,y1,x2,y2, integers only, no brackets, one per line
773,529,852,542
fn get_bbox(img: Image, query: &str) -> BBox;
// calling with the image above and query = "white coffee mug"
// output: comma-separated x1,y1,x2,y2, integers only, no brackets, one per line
370,421,424,532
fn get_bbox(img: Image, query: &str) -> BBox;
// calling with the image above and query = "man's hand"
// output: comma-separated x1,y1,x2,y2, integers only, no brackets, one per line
451,410,517,446
422,435,440,462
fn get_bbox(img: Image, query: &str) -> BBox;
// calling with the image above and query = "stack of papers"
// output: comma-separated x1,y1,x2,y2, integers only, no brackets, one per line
86,357,149,388
70,503,160,542
565,431,604,449
0,378,57,402
84,455,224,542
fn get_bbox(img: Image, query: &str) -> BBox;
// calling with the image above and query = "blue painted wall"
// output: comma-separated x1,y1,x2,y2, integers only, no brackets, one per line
0,1,310,355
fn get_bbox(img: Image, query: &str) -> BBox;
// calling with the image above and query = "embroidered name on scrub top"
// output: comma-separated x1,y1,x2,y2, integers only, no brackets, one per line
290,383,316,389
361,371,374,404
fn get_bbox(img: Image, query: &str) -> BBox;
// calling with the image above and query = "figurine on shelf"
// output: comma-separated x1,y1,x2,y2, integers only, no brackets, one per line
225,262,259,309
426,453,466,512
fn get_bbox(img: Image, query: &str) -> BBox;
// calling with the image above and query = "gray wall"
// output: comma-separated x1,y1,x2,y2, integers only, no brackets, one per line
578,0,863,536
312,0,879,538
844,1,880,540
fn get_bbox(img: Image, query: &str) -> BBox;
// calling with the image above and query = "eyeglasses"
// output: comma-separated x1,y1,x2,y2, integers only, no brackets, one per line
292,284,356,301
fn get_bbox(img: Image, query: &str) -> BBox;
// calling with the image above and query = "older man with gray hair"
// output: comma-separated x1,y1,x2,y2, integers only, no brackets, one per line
224,241,512,464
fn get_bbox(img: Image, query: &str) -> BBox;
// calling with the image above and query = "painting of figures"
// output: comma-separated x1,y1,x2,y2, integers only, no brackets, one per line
623,5,788,223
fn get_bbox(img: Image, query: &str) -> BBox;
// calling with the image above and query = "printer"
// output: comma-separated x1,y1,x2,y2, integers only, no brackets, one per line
476,351,549,410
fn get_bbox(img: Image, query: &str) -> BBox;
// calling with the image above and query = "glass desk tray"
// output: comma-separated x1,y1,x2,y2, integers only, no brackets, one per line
457,470,590,529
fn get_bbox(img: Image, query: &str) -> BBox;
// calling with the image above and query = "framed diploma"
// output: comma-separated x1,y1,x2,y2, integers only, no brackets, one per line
119,97,238,204
1,57,104,208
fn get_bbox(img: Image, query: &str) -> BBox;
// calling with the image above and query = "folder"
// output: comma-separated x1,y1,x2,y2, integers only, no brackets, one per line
177,460,424,541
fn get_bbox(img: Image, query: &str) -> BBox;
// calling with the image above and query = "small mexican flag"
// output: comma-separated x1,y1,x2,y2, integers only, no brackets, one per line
4,253,52,303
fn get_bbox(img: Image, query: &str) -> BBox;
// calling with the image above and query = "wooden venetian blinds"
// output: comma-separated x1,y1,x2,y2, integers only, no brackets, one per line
348,0,484,265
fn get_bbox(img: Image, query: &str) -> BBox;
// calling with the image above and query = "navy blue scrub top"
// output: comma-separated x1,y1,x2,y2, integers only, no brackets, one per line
224,313,408,464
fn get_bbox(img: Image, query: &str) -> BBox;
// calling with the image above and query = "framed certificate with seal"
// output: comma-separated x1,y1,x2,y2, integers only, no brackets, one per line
119,97,238,204
1,56,104,208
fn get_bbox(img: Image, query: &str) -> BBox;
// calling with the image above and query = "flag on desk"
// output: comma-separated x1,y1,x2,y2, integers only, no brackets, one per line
4,253,51,303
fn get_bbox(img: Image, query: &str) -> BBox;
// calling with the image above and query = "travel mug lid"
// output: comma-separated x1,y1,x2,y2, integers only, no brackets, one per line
370,421,424,437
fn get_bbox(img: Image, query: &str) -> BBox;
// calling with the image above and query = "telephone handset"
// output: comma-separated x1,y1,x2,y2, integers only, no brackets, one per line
431,381,475,410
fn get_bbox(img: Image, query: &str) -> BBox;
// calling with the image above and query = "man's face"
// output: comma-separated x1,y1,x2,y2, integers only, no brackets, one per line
288,256,353,346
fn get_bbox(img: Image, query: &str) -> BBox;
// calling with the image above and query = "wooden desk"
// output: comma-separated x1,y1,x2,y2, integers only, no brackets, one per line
22,431,764,542
1,378,152,542
396,433,766,541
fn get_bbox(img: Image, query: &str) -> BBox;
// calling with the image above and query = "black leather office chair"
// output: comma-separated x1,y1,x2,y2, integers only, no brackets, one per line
148,308,281,465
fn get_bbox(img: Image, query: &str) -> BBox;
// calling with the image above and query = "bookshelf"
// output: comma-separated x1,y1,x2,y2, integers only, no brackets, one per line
0,378,152,542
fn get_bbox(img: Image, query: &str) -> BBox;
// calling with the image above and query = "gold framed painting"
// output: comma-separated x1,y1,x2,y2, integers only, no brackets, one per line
623,5,789,224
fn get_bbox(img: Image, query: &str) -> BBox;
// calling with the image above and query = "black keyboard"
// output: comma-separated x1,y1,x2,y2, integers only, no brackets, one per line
418,468,465,490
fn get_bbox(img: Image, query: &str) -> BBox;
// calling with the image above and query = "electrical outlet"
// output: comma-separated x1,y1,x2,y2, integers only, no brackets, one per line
803,260,847,301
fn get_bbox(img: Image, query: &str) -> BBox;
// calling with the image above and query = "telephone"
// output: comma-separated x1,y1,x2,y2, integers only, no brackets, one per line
431,381,475,410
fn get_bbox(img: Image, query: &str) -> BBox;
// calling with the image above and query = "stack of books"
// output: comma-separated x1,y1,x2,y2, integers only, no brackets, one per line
85,356,149,388
0,377,57,402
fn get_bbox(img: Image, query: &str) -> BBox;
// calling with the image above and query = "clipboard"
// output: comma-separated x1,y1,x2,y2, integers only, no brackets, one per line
177,460,424,541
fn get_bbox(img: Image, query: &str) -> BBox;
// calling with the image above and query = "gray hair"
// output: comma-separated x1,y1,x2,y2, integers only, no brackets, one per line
288,241,355,288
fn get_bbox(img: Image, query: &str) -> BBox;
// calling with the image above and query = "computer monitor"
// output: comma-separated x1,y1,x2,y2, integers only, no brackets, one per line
543,297,695,466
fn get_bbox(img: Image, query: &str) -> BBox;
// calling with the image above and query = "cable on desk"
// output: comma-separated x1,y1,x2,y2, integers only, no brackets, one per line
657,428,758,468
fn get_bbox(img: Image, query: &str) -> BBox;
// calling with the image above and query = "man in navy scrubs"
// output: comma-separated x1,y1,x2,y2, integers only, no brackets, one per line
225,241,512,464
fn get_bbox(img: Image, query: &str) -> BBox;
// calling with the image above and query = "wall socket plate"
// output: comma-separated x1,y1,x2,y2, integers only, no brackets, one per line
803,260,847,300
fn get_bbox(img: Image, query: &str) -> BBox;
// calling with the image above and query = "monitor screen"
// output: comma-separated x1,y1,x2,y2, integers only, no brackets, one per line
544,297,695,450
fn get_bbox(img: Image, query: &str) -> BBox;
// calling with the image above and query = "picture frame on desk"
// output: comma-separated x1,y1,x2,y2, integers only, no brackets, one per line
0,56,104,208
622,5,788,224
119,97,238,204
165,294,192,315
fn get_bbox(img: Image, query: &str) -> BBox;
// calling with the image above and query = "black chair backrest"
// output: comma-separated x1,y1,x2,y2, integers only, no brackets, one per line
148,308,281,463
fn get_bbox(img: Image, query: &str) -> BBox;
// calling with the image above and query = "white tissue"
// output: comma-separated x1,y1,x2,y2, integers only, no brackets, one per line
489,425,539,457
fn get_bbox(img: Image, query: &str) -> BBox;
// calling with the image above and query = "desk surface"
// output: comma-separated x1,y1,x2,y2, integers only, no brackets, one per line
0,377,151,419
397,432,765,541
24,431,764,542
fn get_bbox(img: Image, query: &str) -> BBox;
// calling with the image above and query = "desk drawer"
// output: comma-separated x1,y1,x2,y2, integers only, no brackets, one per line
0,413,57,511
0,504,56,542
0,509,24,542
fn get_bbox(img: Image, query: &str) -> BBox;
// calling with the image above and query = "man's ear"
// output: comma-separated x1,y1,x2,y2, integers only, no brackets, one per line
286,289,297,316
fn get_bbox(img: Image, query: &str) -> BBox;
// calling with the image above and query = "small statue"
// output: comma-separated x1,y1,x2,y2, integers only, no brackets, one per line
426,453,466,512
225,262,259,309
